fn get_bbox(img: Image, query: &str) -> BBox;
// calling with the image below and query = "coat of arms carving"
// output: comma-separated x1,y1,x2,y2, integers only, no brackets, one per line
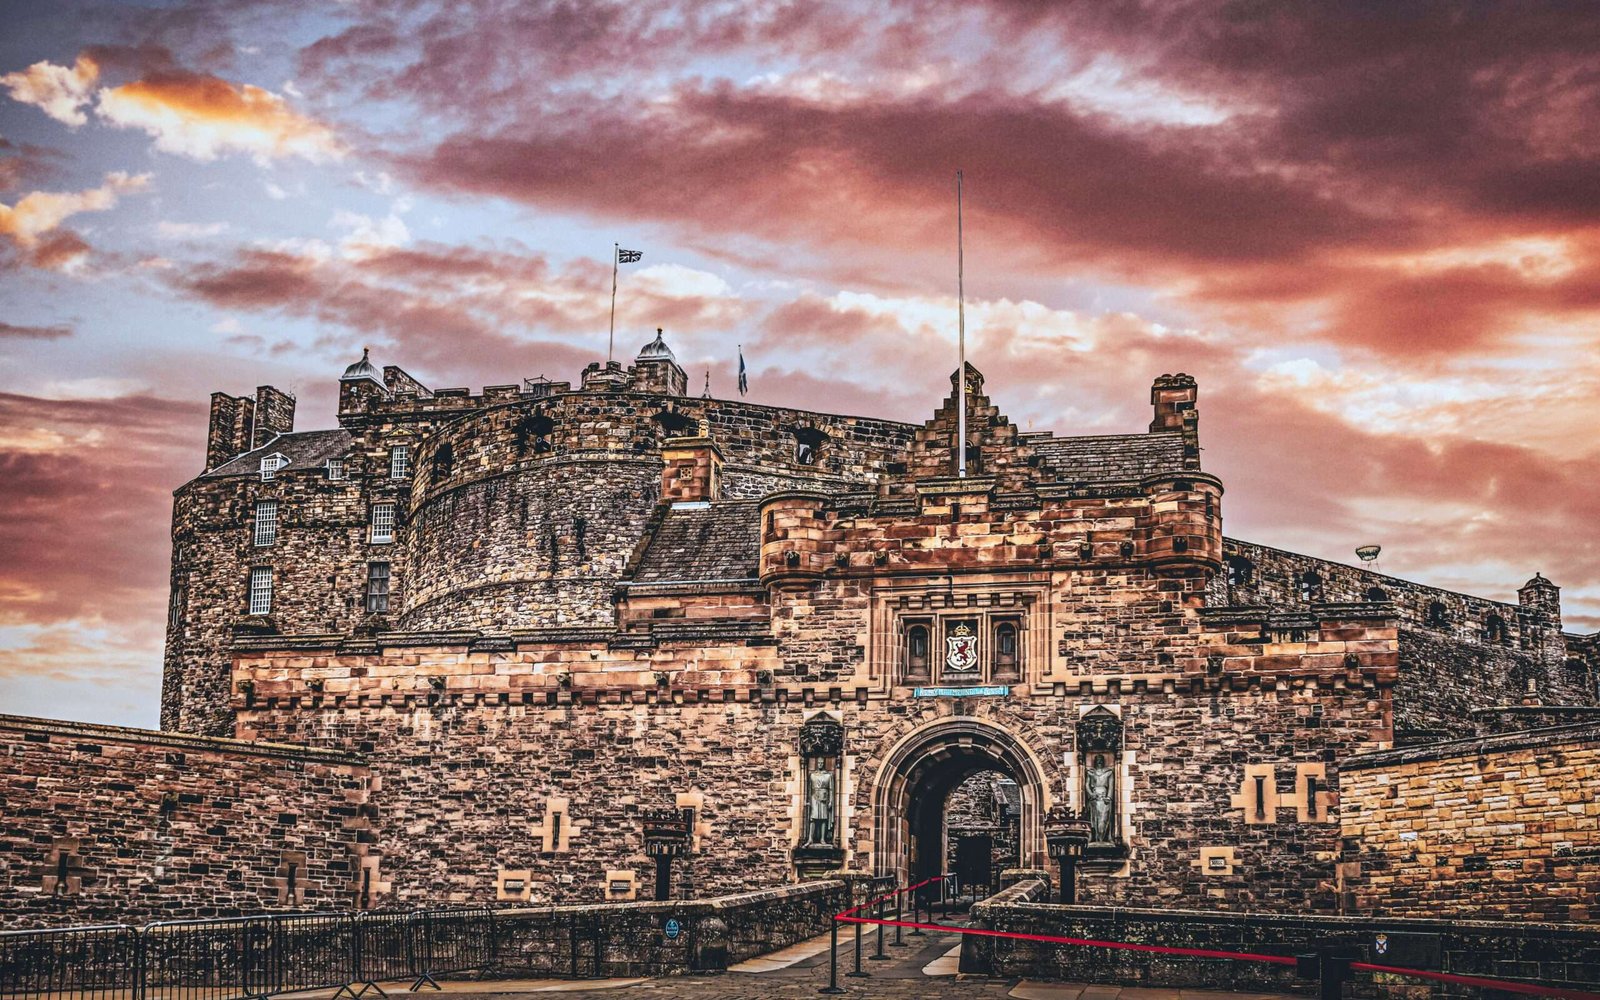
945,623,979,673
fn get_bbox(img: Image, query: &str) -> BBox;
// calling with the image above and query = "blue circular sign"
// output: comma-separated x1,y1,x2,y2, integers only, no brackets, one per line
664,918,682,940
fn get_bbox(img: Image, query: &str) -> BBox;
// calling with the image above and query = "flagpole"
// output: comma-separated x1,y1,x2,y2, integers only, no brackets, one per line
609,243,619,363
956,169,967,479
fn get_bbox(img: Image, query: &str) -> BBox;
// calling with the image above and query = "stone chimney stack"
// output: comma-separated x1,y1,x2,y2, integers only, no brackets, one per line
206,392,255,469
252,385,296,449
661,425,722,505
1150,373,1201,469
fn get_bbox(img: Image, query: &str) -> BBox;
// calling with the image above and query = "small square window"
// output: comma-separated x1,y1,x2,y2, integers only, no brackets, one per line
254,500,278,546
390,446,409,480
326,458,345,481
260,455,283,481
366,562,391,613
248,567,272,615
370,503,395,544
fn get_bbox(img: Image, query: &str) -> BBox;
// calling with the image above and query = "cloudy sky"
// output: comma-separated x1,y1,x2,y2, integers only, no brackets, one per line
2,1,1598,728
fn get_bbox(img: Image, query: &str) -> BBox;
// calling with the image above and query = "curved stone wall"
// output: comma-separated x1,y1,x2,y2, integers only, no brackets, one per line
398,394,916,630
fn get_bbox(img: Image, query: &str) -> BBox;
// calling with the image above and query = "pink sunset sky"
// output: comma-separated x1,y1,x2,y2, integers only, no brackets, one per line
1,1,1597,726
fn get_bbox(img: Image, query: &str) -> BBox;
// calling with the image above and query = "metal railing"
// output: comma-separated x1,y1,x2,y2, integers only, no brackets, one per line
3,908,562,1000
0,886,847,1000
0,924,140,1000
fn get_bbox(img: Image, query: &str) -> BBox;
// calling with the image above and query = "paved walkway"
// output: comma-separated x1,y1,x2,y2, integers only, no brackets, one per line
410,921,1299,1000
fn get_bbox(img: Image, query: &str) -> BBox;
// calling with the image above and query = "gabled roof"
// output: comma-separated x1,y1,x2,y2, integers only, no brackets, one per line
630,500,762,584
205,429,352,478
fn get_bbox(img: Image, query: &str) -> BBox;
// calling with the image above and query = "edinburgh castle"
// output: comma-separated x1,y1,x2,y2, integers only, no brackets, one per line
5,331,1599,933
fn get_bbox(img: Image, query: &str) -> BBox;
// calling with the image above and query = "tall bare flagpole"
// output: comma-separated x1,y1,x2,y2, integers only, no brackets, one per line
608,243,619,363
956,170,967,478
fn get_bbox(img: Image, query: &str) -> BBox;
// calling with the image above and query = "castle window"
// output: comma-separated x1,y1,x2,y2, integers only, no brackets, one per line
992,620,1020,680
792,427,829,466
259,455,283,481
905,621,932,681
253,500,278,546
652,409,695,437
248,567,272,615
1298,570,1323,602
430,443,454,483
389,445,410,479
1225,556,1254,587
518,414,556,455
1365,586,1387,602
370,503,395,544
1424,601,1449,627
365,562,390,614
325,458,345,481
168,584,186,629
1485,613,1508,644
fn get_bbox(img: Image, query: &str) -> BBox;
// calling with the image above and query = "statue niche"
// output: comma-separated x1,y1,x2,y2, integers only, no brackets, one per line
1077,708,1126,861
793,715,845,878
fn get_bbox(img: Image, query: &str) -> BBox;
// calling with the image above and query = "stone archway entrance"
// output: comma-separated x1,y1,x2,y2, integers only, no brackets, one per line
872,717,1050,886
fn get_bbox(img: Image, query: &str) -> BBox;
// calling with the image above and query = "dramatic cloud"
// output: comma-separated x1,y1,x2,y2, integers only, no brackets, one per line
4,0,1600,724
0,391,203,627
0,171,149,245
0,321,72,339
0,171,150,269
97,71,343,163
0,54,99,125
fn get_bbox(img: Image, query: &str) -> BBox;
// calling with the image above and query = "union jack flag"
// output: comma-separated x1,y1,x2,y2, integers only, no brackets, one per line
617,248,643,263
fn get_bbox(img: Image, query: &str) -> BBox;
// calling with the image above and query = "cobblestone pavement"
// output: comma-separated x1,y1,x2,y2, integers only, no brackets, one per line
437,923,1298,999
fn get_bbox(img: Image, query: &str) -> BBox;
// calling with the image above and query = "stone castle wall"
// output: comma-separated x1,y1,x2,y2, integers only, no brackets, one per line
0,714,374,929
229,595,1394,914
1339,722,1600,922
1213,539,1589,739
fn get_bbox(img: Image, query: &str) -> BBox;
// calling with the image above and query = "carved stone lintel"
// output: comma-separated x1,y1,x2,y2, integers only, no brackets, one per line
799,717,844,758
1077,708,1122,753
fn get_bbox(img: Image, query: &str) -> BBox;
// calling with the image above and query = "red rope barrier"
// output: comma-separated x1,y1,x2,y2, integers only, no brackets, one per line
834,879,1600,1000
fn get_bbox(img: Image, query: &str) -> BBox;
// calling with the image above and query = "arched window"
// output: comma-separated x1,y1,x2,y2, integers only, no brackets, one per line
1485,613,1508,644
992,621,1020,680
1424,601,1449,627
1298,570,1323,602
905,623,931,681
1365,586,1388,602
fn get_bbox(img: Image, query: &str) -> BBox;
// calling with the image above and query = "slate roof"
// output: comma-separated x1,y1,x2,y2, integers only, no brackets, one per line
631,500,762,584
1028,431,1185,482
204,429,353,478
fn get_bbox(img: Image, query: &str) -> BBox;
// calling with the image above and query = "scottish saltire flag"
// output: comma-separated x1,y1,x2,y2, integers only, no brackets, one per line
738,346,748,396
617,248,643,263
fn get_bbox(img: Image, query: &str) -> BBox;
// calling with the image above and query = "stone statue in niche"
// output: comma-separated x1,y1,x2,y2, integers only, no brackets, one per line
1077,707,1124,851
1086,753,1116,844
805,763,836,845
798,715,844,849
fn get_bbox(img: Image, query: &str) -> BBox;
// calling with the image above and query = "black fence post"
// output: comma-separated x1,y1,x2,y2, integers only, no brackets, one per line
869,897,888,962
818,917,845,994
846,919,868,979
909,883,924,936
892,887,903,947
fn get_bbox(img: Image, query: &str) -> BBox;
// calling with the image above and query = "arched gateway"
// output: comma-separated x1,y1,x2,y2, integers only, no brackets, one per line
871,717,1052,884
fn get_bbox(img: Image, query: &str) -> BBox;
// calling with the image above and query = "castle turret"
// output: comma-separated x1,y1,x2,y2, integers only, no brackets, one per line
1519,572,1561,620
338,348,389,417
632,329,688,396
